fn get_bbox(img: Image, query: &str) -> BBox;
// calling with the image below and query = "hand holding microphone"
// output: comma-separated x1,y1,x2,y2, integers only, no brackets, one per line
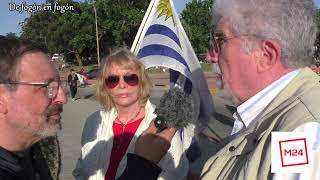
134,122,177,163
134,87,193,164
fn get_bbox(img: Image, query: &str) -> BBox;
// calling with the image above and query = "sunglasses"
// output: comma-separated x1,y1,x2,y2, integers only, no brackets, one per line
105,74,139,89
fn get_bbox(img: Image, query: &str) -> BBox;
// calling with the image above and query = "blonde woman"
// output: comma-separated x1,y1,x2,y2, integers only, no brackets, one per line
73,48,189,180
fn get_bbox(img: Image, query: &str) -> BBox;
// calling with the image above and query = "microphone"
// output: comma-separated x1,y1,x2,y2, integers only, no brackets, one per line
154,87,193,131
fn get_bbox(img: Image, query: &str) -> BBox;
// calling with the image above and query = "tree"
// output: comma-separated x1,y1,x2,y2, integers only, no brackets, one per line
21,0,93,66
6,32,17,38
49,2,95,66
20,0,148,66
94,0,148,56
314,9,320,62
180,0,213,54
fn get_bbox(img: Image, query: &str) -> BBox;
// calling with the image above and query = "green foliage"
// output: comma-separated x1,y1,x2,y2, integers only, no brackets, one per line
314,9,320,62
201,62,213,72
181,0,213,54
20,0,148,66
94,0,148,56
5,32,17,38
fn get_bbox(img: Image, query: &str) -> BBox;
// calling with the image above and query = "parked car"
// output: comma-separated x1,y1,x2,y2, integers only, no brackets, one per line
87,68,99,79
51,53,63,61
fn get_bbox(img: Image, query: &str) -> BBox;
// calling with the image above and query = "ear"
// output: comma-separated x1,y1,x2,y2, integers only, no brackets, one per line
0,87,8,114
256,40,281,73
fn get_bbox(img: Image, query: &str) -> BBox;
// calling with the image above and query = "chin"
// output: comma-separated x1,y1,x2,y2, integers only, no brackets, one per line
218,78,241,106
37,123,61,138
115,100,138,107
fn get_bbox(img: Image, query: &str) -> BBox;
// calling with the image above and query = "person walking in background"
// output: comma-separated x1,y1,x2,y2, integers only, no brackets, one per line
73,48,189,180
68,69,78,101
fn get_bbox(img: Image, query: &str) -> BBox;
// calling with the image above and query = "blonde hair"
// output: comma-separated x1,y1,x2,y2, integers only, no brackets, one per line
95,48,152,111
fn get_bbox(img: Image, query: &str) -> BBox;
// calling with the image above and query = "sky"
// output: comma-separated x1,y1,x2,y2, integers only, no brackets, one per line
0,0,191,36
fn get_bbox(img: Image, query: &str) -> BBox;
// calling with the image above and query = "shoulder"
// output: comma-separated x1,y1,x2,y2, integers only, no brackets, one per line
81,110,104,145
0,170,17,180
276,94,320,131
83,110,103,130
273,77,320,130
0,149,21,179
144,100,156,116
81,109,116,145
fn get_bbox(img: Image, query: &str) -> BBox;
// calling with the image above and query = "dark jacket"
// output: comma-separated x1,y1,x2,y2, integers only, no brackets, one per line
0,143,53,180
68,74,78,88
118,154,161,180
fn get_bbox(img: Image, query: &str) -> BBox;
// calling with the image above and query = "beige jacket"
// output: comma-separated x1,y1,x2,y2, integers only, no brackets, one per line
201,68,320,180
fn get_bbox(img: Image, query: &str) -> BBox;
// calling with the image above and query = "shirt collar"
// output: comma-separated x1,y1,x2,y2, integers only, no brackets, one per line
235,69,301,128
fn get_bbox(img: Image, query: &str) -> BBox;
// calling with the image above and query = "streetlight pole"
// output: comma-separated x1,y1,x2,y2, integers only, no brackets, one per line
94,4,100,67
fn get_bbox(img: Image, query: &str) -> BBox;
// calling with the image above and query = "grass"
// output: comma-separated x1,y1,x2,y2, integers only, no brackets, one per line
201,63,213,72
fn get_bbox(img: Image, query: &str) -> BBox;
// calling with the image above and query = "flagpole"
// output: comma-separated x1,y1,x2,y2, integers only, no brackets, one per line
94,4,100,67
131,0,156,53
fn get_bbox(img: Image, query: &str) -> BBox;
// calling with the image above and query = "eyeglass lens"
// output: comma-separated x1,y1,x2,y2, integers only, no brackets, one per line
48,81,67,99
105,74,139,89
211,31,225,53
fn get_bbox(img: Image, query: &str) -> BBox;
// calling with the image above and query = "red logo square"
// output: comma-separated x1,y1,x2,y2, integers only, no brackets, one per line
279,138,309,167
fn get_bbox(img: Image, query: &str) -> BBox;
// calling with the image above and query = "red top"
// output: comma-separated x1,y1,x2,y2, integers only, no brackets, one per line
105,117,144,180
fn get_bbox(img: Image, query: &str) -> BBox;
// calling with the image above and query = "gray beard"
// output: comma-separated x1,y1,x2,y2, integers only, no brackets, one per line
34,121,61,138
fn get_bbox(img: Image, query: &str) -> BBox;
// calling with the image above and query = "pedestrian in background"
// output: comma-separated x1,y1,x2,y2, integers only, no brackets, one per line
68,69,78,101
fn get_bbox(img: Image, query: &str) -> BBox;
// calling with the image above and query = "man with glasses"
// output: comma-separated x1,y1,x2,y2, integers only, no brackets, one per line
0,36,67,179
119,0,320,179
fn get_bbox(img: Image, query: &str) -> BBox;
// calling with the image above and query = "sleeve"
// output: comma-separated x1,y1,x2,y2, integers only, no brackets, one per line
72,127,86,180
72,157,84,180
72,111,102,180
118,153,162,180
272,122,320,180
157,132,189,180
0,171,17,180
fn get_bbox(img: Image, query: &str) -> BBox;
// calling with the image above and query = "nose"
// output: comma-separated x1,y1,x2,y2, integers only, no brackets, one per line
206,50,219,63
118,77,127,89
53,85,68,104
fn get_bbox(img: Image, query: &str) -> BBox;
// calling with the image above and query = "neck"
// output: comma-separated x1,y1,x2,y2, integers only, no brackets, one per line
0,119,40,151
115,103,143,124
244,67,294,103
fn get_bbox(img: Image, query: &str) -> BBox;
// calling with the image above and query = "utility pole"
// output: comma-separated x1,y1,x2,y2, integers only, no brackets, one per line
94,4,100,67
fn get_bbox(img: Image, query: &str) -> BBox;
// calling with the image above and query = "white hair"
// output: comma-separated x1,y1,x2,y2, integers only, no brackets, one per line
212,0,317,68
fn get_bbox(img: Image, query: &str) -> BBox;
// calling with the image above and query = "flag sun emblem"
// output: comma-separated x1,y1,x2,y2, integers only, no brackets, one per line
157,0,173,20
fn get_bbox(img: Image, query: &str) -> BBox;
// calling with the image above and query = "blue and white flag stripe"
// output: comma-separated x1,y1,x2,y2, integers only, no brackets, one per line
145,24,181,47
131,0,214,149
138,44,190,71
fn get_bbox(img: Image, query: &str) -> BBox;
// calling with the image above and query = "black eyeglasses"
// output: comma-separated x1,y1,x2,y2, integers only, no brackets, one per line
0,81,67,99
210,29,252,53
105,74,139,89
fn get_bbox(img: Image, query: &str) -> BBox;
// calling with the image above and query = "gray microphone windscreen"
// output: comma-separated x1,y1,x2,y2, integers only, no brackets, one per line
154,87,193,130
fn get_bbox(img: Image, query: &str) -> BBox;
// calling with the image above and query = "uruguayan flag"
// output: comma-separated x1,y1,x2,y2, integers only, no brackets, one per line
131,0,214,148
